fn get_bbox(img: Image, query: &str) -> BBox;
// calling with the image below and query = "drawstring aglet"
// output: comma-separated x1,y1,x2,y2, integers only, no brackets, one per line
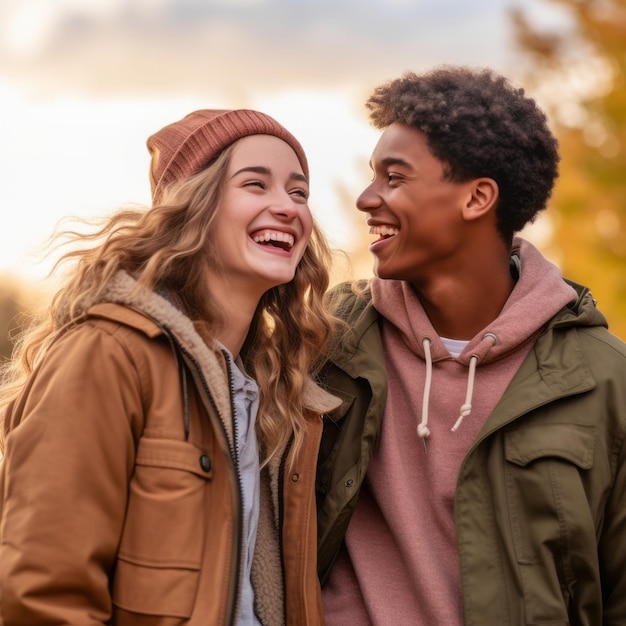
417,423,430,454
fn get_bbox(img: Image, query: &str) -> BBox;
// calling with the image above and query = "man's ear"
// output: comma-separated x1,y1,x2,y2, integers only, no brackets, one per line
463,178,498,221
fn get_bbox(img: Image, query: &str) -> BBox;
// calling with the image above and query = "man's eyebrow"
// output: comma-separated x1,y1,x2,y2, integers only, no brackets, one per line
380,157,412,169
230,166,308,183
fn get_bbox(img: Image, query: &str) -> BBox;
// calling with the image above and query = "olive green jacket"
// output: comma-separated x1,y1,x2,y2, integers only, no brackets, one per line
316,279,626,625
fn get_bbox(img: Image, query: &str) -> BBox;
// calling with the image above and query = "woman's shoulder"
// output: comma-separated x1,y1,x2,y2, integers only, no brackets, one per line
85,302,164,339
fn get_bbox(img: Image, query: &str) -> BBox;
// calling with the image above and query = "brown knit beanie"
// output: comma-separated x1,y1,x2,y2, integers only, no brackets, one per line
147,109,309,203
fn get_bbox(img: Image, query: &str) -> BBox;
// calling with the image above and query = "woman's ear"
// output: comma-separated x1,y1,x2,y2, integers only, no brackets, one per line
462,178,499,221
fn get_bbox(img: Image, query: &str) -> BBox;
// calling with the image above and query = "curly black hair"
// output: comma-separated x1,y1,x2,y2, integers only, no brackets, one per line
366,66,560,243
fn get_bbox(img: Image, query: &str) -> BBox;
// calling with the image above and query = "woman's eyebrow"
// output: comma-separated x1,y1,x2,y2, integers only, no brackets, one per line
290,172,308,184
230,165,271,179
230,166,308,184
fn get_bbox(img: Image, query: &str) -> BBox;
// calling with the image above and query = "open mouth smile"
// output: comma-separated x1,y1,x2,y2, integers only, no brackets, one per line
251,229,295,252
369,224,399,244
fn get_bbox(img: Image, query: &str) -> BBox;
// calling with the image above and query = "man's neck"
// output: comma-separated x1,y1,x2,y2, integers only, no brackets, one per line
411,253,516,341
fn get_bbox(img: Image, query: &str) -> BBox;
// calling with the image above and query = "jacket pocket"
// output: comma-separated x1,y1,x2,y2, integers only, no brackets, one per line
503,422,597,624
112,437,212,618
504,422,595,469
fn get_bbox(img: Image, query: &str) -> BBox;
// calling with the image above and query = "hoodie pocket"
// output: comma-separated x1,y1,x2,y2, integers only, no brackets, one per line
112,437,212,618
503,422,596,624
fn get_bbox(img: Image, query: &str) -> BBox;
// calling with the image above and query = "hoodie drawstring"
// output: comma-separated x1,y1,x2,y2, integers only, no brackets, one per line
417,338,432,453
451,355,477,432
417,332,497,452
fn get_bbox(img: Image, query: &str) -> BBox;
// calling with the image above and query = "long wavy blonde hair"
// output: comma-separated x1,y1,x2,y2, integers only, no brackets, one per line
0,143,335,463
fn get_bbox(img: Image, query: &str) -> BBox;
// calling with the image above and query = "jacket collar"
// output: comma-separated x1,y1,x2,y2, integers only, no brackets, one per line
476,310,597,445
90,271,339,419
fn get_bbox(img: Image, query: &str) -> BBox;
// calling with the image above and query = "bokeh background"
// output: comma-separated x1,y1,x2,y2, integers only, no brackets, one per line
1,0,625,360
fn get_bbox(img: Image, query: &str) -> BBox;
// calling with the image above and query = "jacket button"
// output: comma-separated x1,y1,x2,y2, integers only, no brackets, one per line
199,454,212,472
345,479,354,487
290,473,300,482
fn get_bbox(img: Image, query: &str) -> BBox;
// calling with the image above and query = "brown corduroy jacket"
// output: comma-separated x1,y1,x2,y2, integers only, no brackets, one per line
0,272,338,625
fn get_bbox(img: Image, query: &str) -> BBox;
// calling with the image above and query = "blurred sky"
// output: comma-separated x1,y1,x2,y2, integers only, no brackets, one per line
0,0,573,282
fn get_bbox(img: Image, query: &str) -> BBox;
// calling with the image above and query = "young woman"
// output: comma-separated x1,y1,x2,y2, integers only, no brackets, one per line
0,109,339,625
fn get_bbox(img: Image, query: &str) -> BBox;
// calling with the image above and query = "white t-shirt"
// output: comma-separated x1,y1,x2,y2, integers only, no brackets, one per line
441,336,470,358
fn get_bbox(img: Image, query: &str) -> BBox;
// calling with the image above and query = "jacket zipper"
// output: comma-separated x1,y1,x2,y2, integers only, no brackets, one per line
221,348,246,625
277,437,293,619
171,339,245,626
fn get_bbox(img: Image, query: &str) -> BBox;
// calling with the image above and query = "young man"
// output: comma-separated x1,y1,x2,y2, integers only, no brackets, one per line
316,67,626,625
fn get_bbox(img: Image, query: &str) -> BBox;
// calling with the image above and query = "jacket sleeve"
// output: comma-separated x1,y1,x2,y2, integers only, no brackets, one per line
0,321,145,625
599,420,626,624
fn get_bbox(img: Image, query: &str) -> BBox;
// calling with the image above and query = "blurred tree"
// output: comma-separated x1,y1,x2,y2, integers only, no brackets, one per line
511,0,626,339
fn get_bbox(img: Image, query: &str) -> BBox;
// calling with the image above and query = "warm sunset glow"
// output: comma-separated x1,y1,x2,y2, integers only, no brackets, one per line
0,0,572,282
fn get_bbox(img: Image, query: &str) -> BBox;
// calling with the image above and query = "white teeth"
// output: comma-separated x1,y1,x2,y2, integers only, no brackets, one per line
252,230,295,248
369,225,399,237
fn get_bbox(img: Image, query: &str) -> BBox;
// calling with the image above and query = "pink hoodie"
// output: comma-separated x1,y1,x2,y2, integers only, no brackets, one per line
322,239,577,625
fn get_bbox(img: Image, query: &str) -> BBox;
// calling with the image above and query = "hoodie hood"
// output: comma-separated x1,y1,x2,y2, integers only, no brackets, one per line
371,237,578,367
370,237,579,446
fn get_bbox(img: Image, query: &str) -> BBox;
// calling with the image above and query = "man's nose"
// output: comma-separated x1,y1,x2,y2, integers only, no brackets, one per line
356,182,381,212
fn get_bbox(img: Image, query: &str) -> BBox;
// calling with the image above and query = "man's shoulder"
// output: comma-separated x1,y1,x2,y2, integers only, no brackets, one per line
576,324,626,365
325,280,386,371
326,279,374,322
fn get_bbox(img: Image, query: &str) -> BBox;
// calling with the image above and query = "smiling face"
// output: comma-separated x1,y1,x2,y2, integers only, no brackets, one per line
357,123,477,285
206,134,313,300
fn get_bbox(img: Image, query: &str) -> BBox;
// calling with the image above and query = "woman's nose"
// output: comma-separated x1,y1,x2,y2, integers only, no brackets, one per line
269,194,300,219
